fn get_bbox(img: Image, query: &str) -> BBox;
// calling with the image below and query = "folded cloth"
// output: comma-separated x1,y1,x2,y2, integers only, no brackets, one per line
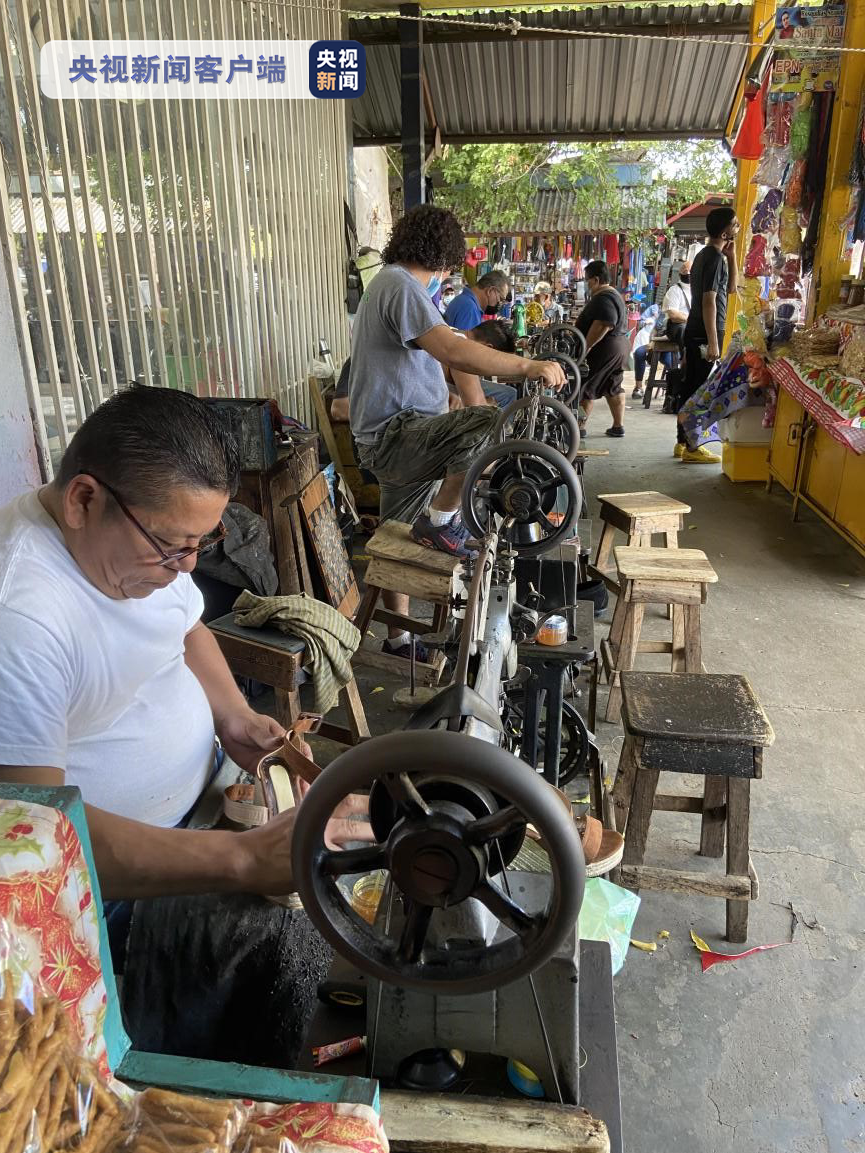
232,590,361,715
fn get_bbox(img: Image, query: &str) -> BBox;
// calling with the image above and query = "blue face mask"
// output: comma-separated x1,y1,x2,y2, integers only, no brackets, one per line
427,275,442,297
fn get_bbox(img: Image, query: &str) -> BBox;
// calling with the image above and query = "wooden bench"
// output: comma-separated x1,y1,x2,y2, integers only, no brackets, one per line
209,613,369,745
611,671,773,942
589,491,690,596
601,546,717,723
353,520,459,685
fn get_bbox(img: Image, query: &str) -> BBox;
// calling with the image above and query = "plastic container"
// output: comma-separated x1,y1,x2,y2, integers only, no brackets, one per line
536,614,568,646
722,442,770,483
352,872,387,924
717,407,772,445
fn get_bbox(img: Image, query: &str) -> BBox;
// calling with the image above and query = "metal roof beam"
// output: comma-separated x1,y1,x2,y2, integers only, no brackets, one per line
354,129,726,146
349,19,751,45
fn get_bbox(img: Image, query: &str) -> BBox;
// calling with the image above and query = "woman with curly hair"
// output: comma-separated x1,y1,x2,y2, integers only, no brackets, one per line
348,204,565,662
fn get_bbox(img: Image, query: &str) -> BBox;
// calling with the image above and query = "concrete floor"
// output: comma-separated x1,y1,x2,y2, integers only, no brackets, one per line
317,385,865,1152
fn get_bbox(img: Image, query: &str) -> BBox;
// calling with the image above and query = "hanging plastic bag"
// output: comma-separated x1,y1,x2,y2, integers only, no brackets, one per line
785,158,807,209
779,207,803,255
790,92,813,160
751,188,783,236
577,877,641,976
754,146,789,190
744,234,773,278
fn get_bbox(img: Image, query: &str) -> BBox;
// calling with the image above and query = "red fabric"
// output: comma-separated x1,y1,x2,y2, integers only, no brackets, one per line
732,70,770,160
604,234,620,264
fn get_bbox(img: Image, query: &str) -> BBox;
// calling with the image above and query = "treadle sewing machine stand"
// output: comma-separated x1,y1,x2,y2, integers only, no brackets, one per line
290,418,622,1153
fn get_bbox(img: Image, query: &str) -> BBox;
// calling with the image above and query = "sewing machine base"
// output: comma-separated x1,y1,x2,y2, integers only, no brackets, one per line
304,936,622,1153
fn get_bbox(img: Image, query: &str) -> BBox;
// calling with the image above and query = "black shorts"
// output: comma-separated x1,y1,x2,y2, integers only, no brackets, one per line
580,334,630,401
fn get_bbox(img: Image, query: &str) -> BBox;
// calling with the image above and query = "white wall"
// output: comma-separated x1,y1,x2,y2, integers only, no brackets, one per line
0,255,41,503
353,148,392,251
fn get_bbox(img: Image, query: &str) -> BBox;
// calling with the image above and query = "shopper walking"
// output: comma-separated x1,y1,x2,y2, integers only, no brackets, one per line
575,260,630,438
674,209,739,463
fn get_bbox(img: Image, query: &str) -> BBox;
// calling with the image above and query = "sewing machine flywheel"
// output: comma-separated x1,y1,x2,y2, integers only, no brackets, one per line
291,730,586,995
495,394,581,463
461,438,582,558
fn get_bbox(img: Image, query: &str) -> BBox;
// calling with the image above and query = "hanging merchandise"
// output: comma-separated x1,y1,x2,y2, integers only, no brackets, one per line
732,46,773,159
754,147,789,189
779,205,803,254
802,91,835,271
751,188,783,235
785,158,807,208
767,97,793,148
850,91,865,242
789,92,813,159
776,256,804,300
744,235,773,278
738,279,766,318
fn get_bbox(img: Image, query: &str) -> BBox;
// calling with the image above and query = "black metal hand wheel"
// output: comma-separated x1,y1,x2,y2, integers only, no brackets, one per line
461,439,582,559
533,351,582,408
495,395,581,463
534,324,587,366
503,694,590,786
291,730,585,995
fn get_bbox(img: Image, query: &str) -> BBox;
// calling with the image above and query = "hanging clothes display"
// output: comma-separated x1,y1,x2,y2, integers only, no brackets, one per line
604,234,621,265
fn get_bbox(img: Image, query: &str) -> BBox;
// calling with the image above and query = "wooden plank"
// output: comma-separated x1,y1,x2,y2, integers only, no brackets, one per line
309,375,353,495
653,793,704,814
210,631,302,692
367,520,462,574
619,762,659,871
299,473,361,617
289,503,316,597
270,492,303,596
353,644,447,686
613,547,717,583
629,579,703,605
365,555,454,604
380,1091,609,1153
700,775,727,858
596,491,691,517
726,778,752,942
619,864,752,900
635,639,673,654
683,604,703,672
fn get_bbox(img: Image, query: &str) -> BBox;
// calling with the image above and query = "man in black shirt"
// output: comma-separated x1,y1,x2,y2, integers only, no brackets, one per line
575,260,630,438
675,206,739,463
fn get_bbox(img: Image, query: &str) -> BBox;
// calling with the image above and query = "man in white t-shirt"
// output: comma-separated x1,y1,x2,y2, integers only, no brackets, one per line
0,386,362,904
631,263,691,401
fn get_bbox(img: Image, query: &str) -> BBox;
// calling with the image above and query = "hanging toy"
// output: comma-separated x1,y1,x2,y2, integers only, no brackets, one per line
751,189,783,235
744,234,772,278
779,206,803,255
784,159,806,209
789,92,813,160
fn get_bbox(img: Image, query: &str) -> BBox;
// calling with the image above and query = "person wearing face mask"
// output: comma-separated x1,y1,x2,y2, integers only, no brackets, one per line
444,269,510,330
348,205,566,660
574,260,630,438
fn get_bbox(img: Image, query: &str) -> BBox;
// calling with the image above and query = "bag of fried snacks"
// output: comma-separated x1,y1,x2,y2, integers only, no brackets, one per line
238,1101,389,1153
132,1087,249,1153
0,971,133,1153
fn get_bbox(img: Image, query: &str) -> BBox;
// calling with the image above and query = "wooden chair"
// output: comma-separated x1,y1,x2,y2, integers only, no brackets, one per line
611,671,773,942
642,338,681,408
589,491,690,596
353,520,459,686
209,613,369,745
601,547,717,723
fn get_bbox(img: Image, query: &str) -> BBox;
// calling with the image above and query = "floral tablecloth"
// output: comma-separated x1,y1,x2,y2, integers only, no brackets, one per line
768,356,865,454
0,798,109,1075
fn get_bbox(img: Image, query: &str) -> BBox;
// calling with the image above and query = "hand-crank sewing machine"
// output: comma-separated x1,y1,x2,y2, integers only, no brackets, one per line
292,352,623,1150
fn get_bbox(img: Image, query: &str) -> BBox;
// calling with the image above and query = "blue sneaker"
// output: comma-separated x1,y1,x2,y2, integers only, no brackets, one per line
410,510,477,559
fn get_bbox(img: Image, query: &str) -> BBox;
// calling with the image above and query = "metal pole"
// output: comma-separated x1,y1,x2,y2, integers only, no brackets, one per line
399,4,424,210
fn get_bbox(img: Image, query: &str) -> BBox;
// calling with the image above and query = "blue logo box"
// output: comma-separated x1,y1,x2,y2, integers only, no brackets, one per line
309,40,366,98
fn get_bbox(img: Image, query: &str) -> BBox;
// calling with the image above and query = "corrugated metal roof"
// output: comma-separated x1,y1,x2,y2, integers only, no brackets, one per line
350,4,750,144
527,186,668,232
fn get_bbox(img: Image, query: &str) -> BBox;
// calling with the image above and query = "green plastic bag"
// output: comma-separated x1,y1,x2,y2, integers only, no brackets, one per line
578,877,641,975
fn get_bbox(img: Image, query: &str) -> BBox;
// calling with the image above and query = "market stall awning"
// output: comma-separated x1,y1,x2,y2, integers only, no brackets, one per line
489,185,669,234
350,4,752,146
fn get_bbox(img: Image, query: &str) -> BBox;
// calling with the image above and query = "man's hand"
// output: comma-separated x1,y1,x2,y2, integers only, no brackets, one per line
236,791,373,894
219,708,285,772
525,359,566,392
706,340,721,361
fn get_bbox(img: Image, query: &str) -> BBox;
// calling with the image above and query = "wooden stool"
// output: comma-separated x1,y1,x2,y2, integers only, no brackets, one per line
208,614,370,745
642,338,681,408
353,520,457,685
589,491,690,595
611,671,773,942
601,547,717,723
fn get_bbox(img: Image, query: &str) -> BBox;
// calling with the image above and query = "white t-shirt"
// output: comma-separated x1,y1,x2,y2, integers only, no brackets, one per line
662,282,692,316
0,491,216,826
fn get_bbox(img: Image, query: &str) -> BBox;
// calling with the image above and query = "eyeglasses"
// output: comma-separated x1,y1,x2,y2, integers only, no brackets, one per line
88,475,226,566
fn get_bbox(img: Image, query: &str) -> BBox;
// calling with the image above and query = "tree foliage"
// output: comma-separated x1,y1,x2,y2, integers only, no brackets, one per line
426,138,735,235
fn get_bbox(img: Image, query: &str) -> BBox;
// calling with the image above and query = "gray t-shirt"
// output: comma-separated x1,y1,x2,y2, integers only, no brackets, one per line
348,265,448,444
